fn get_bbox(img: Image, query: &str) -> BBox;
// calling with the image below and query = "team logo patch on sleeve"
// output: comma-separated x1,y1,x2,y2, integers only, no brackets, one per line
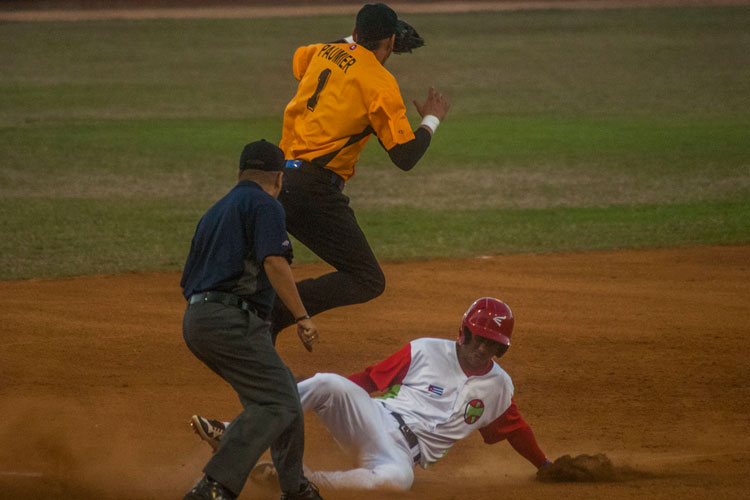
464,399,485,424
427,384,444,396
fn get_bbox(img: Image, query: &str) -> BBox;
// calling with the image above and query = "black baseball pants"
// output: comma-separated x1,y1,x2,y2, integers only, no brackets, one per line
271,165,386,336
182,301,306,497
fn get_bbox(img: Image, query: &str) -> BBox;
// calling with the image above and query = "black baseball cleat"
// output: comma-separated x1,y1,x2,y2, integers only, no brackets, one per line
190,415,225,452
280,479,324,500
184,475,236,500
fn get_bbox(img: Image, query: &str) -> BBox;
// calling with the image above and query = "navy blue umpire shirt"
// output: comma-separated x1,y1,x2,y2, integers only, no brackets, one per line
180,181,293,319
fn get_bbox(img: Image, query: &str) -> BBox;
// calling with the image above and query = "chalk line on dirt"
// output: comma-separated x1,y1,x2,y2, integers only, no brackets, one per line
0,470,45,477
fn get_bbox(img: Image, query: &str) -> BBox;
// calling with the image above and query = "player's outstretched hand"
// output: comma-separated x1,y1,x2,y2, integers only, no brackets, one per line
296,318,319,352
414,87,450,121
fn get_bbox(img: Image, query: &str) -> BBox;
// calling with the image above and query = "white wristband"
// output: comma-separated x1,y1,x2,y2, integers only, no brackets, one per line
420,114,440,134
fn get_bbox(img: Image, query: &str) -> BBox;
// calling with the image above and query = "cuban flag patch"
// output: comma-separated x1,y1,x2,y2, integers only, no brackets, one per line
427,384,444,396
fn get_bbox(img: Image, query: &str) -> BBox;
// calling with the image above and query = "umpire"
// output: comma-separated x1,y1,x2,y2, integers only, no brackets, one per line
181,140,323,500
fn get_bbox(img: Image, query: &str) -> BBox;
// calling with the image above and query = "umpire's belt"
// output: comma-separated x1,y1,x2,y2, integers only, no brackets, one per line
391,412,422,465
285,160,345,192
188,291,256,314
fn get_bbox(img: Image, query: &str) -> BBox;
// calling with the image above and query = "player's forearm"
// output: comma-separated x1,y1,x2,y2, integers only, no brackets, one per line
263,256,308,321
387,127,432,171
506,426,549,468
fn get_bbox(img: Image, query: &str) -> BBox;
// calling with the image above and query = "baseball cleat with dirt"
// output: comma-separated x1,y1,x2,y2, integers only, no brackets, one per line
249,461,278,487
190,415,225,452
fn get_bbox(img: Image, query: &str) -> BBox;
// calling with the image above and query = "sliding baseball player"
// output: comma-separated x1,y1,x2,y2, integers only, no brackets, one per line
191,297,550,490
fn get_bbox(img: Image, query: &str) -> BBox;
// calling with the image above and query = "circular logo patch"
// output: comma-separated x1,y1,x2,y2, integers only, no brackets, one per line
464,399,485,424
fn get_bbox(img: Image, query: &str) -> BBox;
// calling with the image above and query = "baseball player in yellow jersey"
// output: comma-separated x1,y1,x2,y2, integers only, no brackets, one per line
270,3,451,337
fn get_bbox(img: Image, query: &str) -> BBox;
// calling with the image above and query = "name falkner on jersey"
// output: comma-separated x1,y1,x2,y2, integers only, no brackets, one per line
317,44,357,73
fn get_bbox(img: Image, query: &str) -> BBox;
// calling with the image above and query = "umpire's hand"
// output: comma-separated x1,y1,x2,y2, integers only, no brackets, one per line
296,318,319,352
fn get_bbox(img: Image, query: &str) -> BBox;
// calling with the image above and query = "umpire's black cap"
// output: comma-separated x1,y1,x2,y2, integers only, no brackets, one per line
239,140,285,172
356,3,398,42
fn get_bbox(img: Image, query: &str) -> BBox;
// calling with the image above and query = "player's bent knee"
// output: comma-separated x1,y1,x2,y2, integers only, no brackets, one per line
371,268,386,296
369,277,386,299
308,372,351,395
359,271,385,301
375,464,414,491
347,261,385,301
298,372,356,409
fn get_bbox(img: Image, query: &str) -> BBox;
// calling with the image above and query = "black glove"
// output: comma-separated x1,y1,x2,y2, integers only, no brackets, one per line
393,19,424,54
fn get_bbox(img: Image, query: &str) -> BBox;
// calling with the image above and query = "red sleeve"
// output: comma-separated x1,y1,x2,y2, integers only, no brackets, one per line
348,343,412,393
479,399,548,468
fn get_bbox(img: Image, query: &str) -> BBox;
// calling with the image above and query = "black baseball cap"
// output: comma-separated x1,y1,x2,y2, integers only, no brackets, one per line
355,3,398,42
239,140,285,172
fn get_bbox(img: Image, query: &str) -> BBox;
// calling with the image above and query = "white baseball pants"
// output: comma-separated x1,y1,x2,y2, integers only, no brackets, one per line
298,372,416,490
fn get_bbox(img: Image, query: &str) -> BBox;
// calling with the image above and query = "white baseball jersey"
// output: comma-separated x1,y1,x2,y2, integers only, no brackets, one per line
376,338,514,466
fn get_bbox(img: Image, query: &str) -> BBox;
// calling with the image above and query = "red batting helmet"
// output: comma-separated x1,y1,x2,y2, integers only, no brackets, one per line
458,297,514,347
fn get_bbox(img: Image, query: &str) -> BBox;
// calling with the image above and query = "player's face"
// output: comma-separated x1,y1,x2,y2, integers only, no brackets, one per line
458,335,502,371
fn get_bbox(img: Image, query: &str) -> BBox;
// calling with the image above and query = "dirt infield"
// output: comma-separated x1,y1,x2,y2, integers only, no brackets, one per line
1,244,748,499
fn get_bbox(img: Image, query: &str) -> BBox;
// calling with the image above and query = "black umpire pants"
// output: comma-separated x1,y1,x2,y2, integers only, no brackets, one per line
271,164,386,336
183,301,305,497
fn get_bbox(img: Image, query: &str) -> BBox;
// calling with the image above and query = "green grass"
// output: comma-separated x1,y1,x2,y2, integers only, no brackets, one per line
4,197,745,280
357,201,750,260
0,198,204,279
1,5,749,279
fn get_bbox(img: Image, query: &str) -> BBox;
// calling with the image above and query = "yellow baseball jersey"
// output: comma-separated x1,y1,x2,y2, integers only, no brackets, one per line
280,42,415,181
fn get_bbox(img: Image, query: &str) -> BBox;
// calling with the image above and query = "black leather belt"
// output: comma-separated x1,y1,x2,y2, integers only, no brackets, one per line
188,291,256,314
285,160,345,192
391,412,422,465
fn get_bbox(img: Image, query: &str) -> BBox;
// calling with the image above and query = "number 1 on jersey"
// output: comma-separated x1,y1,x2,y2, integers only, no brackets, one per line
307,69,332,111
